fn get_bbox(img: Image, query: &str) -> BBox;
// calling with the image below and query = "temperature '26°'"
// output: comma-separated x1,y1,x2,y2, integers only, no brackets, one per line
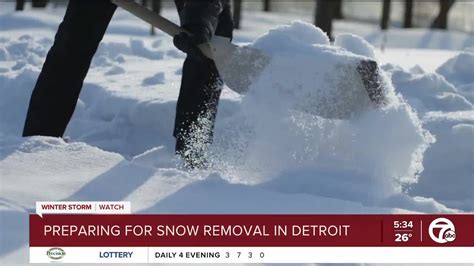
393,220,414,243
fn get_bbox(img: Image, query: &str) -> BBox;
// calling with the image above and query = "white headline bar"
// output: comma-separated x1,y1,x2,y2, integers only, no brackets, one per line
30,247,474,263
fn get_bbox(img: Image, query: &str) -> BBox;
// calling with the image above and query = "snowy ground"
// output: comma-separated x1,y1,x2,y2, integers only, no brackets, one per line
0,3,473,264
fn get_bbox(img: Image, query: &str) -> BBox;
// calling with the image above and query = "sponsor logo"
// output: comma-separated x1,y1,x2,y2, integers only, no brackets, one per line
429,218,456,244
46,247,66,260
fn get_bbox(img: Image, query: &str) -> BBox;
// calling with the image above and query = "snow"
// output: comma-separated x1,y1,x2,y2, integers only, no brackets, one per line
411,112,474,211
0,4,473,264
210,23,432,205
437,51,474,87
375,48,460,73
335,33,376,59
383,63,473,113
253,20,330,52
0,137,125,207
250,21,392,119
142,72,165,86
380,51,474,212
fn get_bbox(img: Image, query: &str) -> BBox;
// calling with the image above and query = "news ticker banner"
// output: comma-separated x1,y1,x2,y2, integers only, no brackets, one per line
29,203,473,263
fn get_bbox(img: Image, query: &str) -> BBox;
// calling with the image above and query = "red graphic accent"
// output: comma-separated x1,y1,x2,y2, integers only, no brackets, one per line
29,214,474,247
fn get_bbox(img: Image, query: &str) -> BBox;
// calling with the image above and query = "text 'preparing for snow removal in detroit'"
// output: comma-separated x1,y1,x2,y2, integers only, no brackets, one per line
43,224,351,238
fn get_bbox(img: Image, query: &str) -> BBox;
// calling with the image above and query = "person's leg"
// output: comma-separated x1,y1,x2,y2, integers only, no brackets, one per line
173,1,233,167
174,58,223,166
23,0,116,137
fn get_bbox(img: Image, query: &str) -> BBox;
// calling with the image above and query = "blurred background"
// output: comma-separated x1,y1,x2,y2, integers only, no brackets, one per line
11,0,474,35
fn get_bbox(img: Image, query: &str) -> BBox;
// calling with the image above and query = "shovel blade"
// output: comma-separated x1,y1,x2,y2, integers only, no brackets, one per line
356,59,388,107
209,36,271,94
210,36,388,116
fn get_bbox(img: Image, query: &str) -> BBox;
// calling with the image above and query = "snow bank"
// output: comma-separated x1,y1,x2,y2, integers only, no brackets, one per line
0,137,124,206
0,35,179,158
0,66,39,137
445,51,474,105
335,33,376,59
410,112,474,211
436,50,474,88
382,53,474,211
383,63,473,114
210,22,434,204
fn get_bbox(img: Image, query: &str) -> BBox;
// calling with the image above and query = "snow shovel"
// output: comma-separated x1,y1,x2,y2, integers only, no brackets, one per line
112,0,269,95
112,0,387,107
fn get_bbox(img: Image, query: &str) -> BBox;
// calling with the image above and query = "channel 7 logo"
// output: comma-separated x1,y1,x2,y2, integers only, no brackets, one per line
428,218,456,244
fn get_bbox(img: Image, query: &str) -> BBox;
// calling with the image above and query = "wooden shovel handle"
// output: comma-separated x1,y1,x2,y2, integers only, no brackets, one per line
112,0,214,59
112,0,185,37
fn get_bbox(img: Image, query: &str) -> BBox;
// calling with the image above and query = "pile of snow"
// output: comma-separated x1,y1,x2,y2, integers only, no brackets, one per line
209,22,433,204
383,63,472,114
250,22,385,119
436,51,474,104
411,112,474,211
437,51,474,86
380,50,474,211
335,33,376,59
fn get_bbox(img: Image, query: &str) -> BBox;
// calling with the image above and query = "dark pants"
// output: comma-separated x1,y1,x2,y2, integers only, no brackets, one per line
173,0,233,155
23,0,233,157
23,0,116,137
